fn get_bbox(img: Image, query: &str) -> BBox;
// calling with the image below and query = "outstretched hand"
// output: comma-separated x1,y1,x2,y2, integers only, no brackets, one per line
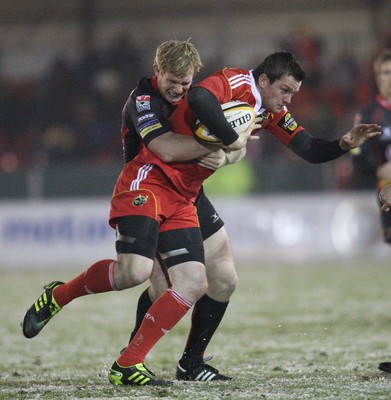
339,123,381,151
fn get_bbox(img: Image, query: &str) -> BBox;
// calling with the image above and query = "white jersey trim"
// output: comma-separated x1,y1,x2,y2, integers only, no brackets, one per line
130,163,154,190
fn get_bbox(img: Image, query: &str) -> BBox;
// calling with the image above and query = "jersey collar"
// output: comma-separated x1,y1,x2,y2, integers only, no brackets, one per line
249,70,266,114
376,94,391,110
151,75,158,92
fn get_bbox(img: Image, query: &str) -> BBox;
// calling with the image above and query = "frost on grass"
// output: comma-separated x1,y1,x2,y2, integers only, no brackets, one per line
2,263,391,399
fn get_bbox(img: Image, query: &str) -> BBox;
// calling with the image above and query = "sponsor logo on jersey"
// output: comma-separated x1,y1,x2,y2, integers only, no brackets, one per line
137,113,155,123
132,194,148,206
258,111,270,125
136,95,151,112
278,112,298,133
139,119,160,131
139,121,163,138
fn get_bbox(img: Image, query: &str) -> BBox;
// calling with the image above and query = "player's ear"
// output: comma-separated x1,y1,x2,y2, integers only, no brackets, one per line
258,74,269,89
153,63,160,77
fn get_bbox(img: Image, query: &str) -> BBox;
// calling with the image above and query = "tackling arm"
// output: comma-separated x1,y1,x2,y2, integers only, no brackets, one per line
147,131,212,163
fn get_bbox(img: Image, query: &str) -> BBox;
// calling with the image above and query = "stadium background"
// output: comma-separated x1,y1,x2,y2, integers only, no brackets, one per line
0,0,390,267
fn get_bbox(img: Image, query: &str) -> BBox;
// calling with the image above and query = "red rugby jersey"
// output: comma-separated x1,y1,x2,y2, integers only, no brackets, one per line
133,67,305,200
195,67,304,145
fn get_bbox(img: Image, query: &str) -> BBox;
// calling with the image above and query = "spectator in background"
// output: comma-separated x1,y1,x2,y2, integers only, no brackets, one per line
280,24,323,88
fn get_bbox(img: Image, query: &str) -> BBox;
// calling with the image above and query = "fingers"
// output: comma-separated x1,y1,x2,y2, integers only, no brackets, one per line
356,123,381,133
366,131,381,138
351,124,381,140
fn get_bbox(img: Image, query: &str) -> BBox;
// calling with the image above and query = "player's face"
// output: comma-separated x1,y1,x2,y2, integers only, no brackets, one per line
258,74,302,113
154,66,194,104
377,61,391,100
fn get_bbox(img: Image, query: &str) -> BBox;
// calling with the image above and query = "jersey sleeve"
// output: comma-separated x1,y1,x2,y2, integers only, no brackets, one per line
194,68,235,103
264,107,304,145
125,92,174,147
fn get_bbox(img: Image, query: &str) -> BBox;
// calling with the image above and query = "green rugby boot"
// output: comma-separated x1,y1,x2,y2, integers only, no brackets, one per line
109,361,173,386
22,281,64,338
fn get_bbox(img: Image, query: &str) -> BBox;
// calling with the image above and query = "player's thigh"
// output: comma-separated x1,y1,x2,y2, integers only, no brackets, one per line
114,215,159,288
203,226,238,301
196,191,237,289
195,188,225,241
158,227,207,302
158,226,205,267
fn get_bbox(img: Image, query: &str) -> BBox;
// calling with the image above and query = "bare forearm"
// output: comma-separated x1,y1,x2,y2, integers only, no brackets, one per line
148,132,213,162
224,148,247,165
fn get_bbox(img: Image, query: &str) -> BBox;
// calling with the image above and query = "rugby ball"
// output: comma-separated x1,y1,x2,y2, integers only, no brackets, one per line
194,101,256,143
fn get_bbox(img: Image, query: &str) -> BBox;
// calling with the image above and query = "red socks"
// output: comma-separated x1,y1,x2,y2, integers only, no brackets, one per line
53,259,116,307
118,288,192,366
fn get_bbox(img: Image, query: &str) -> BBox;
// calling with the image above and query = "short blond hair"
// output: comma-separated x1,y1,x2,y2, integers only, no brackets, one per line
373,49,391,75
154,39,203,77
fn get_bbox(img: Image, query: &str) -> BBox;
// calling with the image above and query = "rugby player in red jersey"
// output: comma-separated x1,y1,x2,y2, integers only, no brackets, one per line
122,50,380,380
116,51,379,384
22,45,380,387
21,40,258,386
186,52,380,164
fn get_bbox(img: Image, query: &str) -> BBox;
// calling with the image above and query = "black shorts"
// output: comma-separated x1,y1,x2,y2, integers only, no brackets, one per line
115,216,205,266
195,187,225,241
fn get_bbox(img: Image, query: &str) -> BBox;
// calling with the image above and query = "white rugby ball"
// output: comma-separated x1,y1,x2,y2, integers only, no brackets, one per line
194,101,256,143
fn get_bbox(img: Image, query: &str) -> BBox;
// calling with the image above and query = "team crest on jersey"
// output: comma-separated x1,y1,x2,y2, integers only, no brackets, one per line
132,194,148,206
136,95,151,112
258,111,270,125
278,112,298,133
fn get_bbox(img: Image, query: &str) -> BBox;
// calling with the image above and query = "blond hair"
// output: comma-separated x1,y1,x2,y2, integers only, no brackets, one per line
154,39,203,77
373,49,391,75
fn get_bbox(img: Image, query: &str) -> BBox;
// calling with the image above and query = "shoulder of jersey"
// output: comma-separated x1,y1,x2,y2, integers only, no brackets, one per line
194,101,256,143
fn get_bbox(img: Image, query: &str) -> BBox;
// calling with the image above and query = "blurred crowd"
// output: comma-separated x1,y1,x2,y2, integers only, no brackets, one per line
0,34,144,172
0,29,390,191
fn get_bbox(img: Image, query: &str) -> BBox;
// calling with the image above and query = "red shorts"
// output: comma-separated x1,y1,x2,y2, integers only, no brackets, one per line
109,162,199,233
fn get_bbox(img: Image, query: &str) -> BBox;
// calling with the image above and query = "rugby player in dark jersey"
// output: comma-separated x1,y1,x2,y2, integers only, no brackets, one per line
351,50,391,243
350,50,391,374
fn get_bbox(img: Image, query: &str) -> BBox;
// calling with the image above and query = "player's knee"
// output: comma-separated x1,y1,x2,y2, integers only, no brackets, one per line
222,271,238,297
207,268,238,301
115,254,153,289
192,263,208,297
149,275,170,301
169,262,207,303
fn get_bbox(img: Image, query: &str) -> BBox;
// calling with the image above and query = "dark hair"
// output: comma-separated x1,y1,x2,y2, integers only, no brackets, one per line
253,52,306,83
